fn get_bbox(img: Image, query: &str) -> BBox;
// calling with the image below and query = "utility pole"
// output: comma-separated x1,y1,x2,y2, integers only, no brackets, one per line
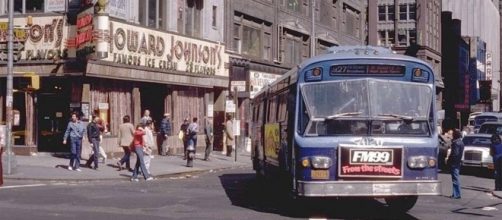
5,0,14,175
311,0,315,57
234,87,238,162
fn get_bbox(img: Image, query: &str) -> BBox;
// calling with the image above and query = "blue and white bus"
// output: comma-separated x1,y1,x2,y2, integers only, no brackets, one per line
250,46,440,211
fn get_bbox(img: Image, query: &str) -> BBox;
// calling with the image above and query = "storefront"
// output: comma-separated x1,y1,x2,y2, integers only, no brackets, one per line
73,9,229,155
0,14,78,154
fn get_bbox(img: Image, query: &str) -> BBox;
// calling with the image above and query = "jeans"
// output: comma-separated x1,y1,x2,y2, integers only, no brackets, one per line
204,138,212,160
119,146,131,169
89,138,100,168
495,157,502,191
451,166,461,198
69,137,82,169
132,146,151,179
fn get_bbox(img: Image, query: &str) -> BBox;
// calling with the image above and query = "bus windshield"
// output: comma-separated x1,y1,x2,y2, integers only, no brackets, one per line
301,79,432,136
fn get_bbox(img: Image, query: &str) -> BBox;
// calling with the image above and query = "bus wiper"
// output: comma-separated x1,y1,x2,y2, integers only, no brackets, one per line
376,113,414,121
325,111,362,120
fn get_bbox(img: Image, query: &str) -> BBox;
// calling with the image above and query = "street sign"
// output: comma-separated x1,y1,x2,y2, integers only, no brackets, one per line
230,81,246,92
226,100,235,113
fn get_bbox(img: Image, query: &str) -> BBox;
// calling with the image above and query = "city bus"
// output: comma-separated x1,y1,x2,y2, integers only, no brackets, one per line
250,46,440,211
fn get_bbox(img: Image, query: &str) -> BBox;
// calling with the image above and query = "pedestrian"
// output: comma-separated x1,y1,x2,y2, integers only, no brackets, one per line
117,115,134,171
86,115,102,170
140,109,152,127
224,114,235,157
490,134,502,191
143,120,155,174
447,129,464,199
187,117,199,154
204,117,213,161
131,124,154,182
159,113,172,156
180,118,190,159
63,112,86,171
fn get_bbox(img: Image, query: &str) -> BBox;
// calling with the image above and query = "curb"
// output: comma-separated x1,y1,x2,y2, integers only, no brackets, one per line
492,191,502,199
3,165,251,183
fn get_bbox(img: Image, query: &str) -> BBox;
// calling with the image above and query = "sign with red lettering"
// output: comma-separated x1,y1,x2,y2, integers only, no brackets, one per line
338,145,403,178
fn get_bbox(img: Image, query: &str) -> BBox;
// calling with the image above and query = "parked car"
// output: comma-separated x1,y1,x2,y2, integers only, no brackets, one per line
473,112,502,132
447,133,494,171
478,122,502,135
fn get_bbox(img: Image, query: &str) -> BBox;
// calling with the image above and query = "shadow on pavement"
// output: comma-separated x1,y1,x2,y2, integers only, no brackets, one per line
460,167,494,179
218,173,419,219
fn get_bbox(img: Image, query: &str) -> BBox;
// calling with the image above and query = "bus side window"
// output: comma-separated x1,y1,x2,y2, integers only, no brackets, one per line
268,97,278,123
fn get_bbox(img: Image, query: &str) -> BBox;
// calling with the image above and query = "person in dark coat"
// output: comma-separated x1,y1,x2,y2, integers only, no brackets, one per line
85,115,103,170
180,118,190,159
159,113,172,156
490,134,502,191
447,129,464,199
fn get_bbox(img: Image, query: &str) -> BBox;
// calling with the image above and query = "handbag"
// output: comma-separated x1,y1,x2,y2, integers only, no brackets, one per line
178,130,184,140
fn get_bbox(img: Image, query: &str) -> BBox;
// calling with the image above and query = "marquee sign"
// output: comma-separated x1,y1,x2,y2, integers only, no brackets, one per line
103,21,228,77
0,16,73,61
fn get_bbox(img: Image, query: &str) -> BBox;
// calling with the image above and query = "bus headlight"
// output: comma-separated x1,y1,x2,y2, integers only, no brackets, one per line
310,156,333,169
408,156,436,169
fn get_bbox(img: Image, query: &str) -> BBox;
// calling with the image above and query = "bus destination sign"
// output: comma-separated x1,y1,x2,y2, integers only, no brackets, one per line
330,64,405,75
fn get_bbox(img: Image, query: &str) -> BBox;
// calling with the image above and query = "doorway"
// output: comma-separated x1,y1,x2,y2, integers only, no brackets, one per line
140,83,166,129
37,78,71,152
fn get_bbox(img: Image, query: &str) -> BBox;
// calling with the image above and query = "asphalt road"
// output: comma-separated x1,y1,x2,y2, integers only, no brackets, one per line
0,167,501,220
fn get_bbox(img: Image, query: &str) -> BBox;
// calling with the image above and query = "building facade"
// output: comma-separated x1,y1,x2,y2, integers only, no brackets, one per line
443,0,501,112
223,0,366,149
367,0,442,109
0,0,228,155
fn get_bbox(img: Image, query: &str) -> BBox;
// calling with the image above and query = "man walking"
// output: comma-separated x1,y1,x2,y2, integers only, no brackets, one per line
187,117,199,154
86,115,102,170
117,115,134,171
447,129,464,199
224,114,235,157
159,113,172,156
140,109,152,127
63,112,86,171
204,117,213,161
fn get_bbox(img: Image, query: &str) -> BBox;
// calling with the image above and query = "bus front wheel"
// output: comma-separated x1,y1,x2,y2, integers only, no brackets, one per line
384,196,418,212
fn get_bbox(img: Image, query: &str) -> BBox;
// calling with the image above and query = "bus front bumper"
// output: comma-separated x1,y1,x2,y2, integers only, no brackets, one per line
297,180,441,197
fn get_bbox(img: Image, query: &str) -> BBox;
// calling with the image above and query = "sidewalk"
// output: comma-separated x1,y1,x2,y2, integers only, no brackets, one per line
3,151,251,182
493,191,502,199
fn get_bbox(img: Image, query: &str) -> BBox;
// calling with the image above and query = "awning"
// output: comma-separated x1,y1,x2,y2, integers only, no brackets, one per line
86,60,229,88
0,61,81,77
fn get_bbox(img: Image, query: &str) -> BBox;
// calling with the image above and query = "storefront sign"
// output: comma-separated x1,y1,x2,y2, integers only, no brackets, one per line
338,145,403,178
225,100,235,113
250,71,282,98
486,51,492,80
0,16,72,61
76,7,94,56
45,0,67,12
207,104,214,117
230,81,246,92
103,21,228,77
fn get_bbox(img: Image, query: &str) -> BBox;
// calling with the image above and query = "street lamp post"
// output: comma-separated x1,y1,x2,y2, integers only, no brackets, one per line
5,0,14,175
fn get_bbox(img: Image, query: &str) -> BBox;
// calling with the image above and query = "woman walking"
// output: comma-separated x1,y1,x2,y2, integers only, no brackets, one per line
117,115,134,171
447,129,464,199
130,124,154,182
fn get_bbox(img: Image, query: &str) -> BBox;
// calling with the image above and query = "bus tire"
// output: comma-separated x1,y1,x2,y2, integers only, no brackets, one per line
384,196,418,212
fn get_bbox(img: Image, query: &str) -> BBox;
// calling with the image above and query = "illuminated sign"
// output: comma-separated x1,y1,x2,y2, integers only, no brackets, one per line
339,145,403,178
330,64,405,75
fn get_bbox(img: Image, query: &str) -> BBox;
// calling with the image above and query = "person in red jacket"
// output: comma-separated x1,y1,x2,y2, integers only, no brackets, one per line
130,125,154,182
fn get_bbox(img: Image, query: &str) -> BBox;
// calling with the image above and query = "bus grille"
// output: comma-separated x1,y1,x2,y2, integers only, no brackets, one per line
464,151,482,161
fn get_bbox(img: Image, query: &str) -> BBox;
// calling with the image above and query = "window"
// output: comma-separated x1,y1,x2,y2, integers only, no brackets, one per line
159,0,165,28
377,30,386,46
184,0,203,38
388,30,395,46
409,4,416,20
343,4,360,38
282,31,309,64
148,0,156,27
212,5,217,27
242,26,261,57
13,0,44,13
399,4,407,20
233,13,272,60
232,23,241,52
388,5,395,21
409,30,417,44
317,39,336,55
398,30,407,46
378,5,386,21
286,0,301,13
264,32,272,60
320,0,337,26
139,1,147,25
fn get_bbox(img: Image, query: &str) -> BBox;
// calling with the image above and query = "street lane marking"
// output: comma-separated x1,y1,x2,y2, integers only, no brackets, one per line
0,184,46,189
